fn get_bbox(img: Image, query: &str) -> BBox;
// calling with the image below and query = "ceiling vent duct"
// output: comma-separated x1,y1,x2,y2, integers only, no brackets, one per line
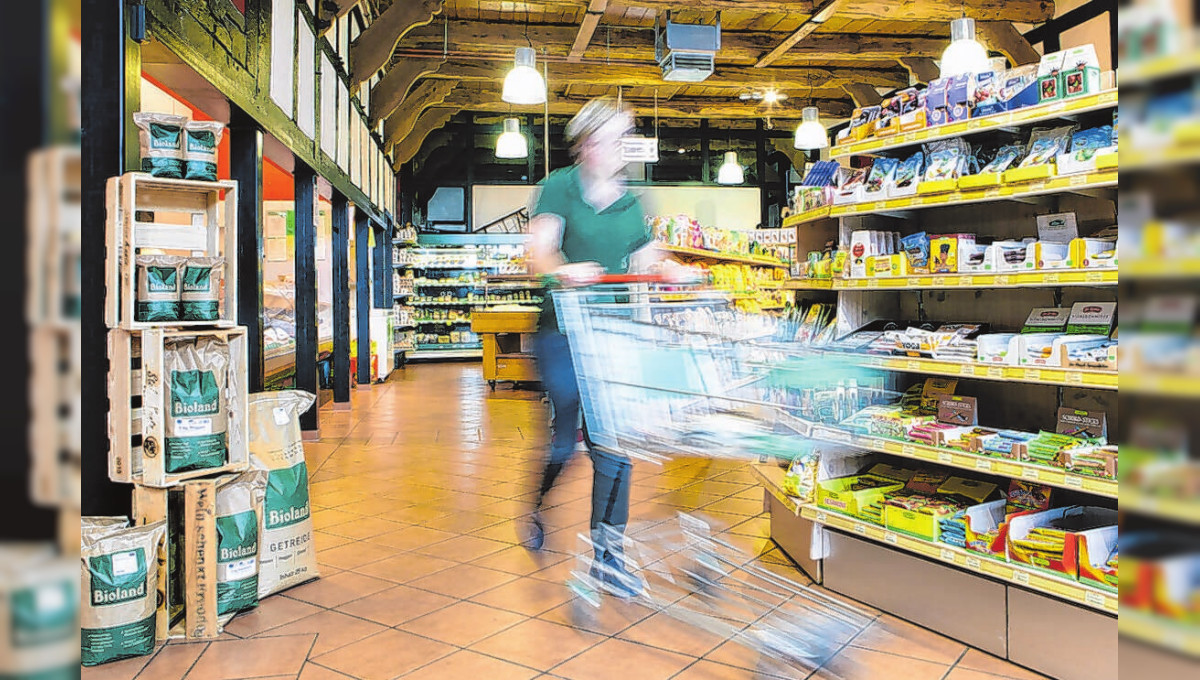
655,11,721,82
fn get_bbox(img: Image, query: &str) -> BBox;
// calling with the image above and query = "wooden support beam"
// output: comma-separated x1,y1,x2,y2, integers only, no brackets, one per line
369,57,443,126
606,1,1053,23
978,21,1041,67
294,163,319,433
755,0,849,68
569,0,608,63
331,191,351,405
228,106,266,393
899,56,940,85
393,106,458,165
319,0,360,33
353,210,371,385
351,0,445,89
842,83,883,107
382,79,458,149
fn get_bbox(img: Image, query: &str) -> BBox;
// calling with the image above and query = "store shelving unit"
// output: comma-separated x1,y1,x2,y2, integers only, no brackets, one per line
835,353,1117,390
1119,610,1200,658
660,243,789,269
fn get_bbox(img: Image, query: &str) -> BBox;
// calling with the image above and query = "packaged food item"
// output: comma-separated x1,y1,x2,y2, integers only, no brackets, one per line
0,548,78,677
1067,126,1114,162
900,232,930,273
891,152,924,195
930,234,974,273
781,446,820,502
216,471,268,616
136,255,184,322
1018,126,1075,167
846,106,881,142
81,522,167,666
163,336,230,473
184,121,226,181
180,257,225,321
81,517,131,542
971,71,1006,117
978,144,1023,174
835,166,869,204
923,139,972,181
133,112,187,178
864,157,898,197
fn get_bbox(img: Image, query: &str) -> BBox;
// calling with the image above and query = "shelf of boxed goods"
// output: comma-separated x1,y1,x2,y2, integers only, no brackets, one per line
660,244,789,269
830,90,1118,159
833,353,1116,390
749,464,1117,615
1120,488,1200,526
1119,609,1200,658
831,268,1117,290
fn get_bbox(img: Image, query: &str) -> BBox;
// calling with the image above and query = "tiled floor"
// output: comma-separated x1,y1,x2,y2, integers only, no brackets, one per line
84,363,1048,680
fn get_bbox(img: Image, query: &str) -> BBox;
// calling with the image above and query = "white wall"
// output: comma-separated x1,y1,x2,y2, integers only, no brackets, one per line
472,184,762,232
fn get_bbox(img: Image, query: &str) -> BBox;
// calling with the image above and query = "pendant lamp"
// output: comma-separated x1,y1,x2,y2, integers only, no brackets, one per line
793,106,828,150
502,47,547,105
716,151,744,185
495,118,528,159
939,17,990,78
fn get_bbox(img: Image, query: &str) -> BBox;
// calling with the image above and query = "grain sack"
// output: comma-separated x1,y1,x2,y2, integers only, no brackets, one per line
81,521,166,666
181,257,225,321
135,255,183,322
0,547,79,677
164,337,229,473
248,390,318,597
133,112,186,178
81,516,130,542
184,121,225,182
216,471,268,615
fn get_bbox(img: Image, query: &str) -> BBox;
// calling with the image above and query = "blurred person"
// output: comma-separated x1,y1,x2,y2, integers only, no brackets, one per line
522,97,674,597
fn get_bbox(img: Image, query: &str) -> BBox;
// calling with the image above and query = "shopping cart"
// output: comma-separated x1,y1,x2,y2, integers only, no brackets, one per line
549,276,880,677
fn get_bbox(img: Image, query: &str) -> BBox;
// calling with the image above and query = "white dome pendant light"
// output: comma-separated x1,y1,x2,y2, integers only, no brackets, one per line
717,151,744,185
939,17,991,78
495,118,528,159
794,106,828,151
502,47,546,105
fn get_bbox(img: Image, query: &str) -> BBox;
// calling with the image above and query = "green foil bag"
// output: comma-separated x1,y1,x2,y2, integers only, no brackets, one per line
163,337,230,473
133,112,186,178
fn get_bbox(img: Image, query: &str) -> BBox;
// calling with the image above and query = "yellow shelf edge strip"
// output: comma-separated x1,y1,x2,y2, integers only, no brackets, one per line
830,269,1117,290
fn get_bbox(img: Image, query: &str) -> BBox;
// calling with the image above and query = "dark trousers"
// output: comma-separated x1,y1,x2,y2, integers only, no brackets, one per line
532,329,633,561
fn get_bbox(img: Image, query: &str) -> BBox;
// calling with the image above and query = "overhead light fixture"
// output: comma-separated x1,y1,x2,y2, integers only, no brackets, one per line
495,118,528,159
502,47,546,105
940,17,991,78
793,106,828,150
716,151,744,185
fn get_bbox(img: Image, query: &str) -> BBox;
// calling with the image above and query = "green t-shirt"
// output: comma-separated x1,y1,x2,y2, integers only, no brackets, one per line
533,165,652,331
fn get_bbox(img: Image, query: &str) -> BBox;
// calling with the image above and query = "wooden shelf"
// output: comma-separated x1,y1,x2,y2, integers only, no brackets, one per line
661,244,790,269
831,90,1118,159
1121,489,1200,525
833,269,1116,290
1119,610,1200,658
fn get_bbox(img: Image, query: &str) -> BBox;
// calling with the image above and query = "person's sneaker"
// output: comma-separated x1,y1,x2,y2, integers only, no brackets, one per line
521,511,545,552
588,557,646,599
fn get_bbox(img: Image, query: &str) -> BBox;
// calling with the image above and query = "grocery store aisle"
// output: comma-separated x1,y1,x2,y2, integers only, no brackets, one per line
85,364,1047,680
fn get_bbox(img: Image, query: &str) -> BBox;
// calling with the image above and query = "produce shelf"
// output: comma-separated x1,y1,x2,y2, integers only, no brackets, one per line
833,269,1117,290
414,318,471,325
1119,610,1200,658
831,90,1118,159
1121,489,1200,526
799,504,1117,614
840,355,1117,390
825,170,1117,219
661,244,789,269
1122,373,1200,399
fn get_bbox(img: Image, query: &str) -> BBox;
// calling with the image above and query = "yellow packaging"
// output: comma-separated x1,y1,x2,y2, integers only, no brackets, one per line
867,255,894,278
929,237,959,273
817,475,904,521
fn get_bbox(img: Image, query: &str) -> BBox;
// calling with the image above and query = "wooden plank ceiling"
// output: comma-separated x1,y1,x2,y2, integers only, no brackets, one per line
358,0,1051,164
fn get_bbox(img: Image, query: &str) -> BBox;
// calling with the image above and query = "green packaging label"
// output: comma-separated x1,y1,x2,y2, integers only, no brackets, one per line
265,463,312,530
80,614,156,667
141,156,184,178
147,267,178,292
166,369,226,472
216,510,260,615
88,549,148,607
186,130,216,153
182,267,212,293
149,123,181,150
185,161,219,182
10,582,76,648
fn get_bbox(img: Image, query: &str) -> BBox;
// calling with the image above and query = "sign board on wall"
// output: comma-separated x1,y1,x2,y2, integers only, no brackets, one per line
269,0,295,115
621,136,660,163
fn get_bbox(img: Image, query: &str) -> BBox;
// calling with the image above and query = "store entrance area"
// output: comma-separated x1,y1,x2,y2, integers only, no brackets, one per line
88,364,1046,680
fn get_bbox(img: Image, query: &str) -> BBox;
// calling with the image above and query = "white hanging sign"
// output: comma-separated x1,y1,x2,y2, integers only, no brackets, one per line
621,136,660,163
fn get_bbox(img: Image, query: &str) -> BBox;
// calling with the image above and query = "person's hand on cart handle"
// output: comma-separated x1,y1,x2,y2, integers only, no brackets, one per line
554,261,605,287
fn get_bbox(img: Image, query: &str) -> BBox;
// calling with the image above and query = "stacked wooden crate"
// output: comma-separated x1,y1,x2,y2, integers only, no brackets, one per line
105,172,248,640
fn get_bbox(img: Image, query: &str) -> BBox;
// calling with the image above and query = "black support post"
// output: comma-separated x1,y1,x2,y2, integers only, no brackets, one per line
229,105,265,393
332,191,351,406
756,120,768,227
399,167,413,225
294,162,319,432
372,217,388,309
355,210,372,385
700,119,711,184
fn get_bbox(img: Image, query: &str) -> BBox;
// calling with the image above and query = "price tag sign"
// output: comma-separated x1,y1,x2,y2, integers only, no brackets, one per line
901,445,917,457
1065,475,1084,488
966,556,982,570
987,367,1005,379
968,119,985,130
1013,571,1030,585
932,276,948,287
906,360,922,371
940,548,956,562
884,532,899,545
961,364,977,377
1085,271,1107,282
1023,468,1041,481
816,511,828,523
1044,273,1061,284
875,201,889,211
975,458,993,472
1085,591,1107,608
1023,369,1042,381
867,279,879,288
1070,174,1089,186
854,523,868,536
994,275,1010,286
1029,181,1047,192
984,187,1002,198
1066,372,1085,385
938,452,954,464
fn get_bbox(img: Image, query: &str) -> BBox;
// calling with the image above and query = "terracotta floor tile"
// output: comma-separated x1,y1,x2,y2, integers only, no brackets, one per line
351,552,458,584
283,571,395,609
470,618,604,672
700,639,812,678
186,634,314,679
954,650,1049,680
422,511,510,535
132,642,207,680
550,638,693,680
81,650,155,680
469,520,528,545
400,650,540,680
338,584,457,627
617,609,729,658
669,659,793,680
537,598,649,637
316,541,403,571
407,563,518,599
399,600,527,647
312,531,356,554
309,509,361,532
297,661,357,679
334,497,417,517
470,545,568,576
322,516,408,541
814,647,950,680
262,609,389,657
849,616,967,665
313,629,455,680
470,576,576,617
414,534,511,562
222,597,324,639
944,670,1013,680
366,525,460,552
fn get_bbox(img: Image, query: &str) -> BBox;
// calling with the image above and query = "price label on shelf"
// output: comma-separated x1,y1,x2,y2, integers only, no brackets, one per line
987,367,1005,379
932,276,948,287
961,364,977,377
1070,174,1090,186
1023,369,1042,381
1044,273,1061,284
884,532,899,545
1065,475,1084,488
867,279,879,288
1066,372,1085,385
994,275,1010,286
940,548,956,562
1085,591,1107,608
938,452,953,464
875,201,889,211
1048,102,1067,113
1013,571,1030,585
984,187,1002,198
816,511,828,523
906,360,922,371
967,119,985,130
854,523,868,536
1085,271,1107,282
1023,468,1041,481
975,459,993,472
901,444,917,457
1029,181,1047,192
966,556,982,570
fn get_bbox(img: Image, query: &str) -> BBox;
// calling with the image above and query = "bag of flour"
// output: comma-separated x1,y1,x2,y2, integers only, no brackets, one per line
216,471,268,615
164,337,229,473
81,517,131,543
184,121,225,181
248,390,318,597
133,112,186,178
81,521,166,666
180,257,225,321
136,255,183,322
0,547,78,677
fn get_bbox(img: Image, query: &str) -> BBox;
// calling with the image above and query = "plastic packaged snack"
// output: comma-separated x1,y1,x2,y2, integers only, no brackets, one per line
1067,126,1114,162
1019,125,1076,167
892,152,924,190
900,232,930,271
923,139,971,181
979,144,1024,174
865,158,898,194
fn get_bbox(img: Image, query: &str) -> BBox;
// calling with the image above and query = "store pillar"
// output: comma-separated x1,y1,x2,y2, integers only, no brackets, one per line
372,216,389,309
331,191,351,406
229,105,265,393
355,210,371,385
294,162,319,433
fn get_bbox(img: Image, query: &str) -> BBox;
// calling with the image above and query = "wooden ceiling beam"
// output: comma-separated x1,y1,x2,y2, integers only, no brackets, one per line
606,1,1053,23
754,0,848,68
569,0,608,63
382,79,458,149
842,83,882,107
393,106,458,165
370,57,445,126
899,56,940,85
397,21,947,65
978,21,1041,67
350,0,445,90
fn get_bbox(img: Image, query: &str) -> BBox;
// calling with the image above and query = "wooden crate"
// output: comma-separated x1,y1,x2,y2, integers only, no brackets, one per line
26,147,81,327
108,327,249,487
105,172,239,330
29,323,80,508
132,477,235,640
